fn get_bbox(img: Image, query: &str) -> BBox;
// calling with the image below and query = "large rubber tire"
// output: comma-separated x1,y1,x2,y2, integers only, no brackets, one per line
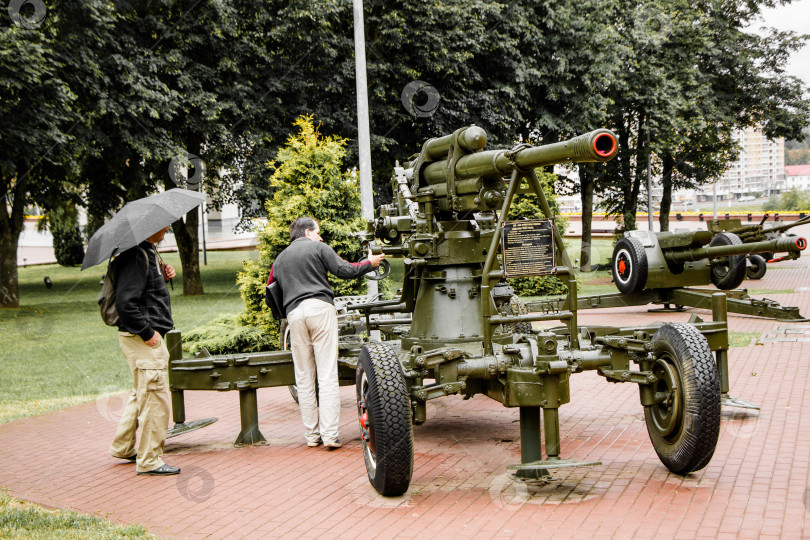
709,232,746,290
612,237,648,295
746,254,767,280
356,343,414,496
644,323,721,475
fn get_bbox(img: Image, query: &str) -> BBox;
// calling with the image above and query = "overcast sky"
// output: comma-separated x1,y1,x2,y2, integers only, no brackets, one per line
757,0,810,88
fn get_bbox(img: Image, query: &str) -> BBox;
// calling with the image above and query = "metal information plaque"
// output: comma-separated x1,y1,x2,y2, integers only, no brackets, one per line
501,219,556,277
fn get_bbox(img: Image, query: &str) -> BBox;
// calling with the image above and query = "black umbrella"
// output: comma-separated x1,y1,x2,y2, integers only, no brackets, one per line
81,188,206,270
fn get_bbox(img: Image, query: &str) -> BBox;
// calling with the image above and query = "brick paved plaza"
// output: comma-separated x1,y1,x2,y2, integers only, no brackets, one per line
1,261,809,539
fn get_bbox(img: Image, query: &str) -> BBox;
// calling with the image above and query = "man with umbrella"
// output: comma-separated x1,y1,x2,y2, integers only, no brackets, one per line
84,188,205,476
108,225,179,475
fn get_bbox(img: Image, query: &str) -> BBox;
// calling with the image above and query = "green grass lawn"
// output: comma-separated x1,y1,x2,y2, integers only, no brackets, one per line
0,250,256,424
0,491,155,539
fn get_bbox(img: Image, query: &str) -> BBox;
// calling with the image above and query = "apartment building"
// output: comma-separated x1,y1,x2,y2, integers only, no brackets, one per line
695,127,785,201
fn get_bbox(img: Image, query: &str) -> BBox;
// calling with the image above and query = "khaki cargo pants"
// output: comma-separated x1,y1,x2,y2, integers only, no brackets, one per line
109,332,170,473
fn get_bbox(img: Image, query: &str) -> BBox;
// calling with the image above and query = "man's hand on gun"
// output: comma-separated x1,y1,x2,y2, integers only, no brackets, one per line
368,252,385,268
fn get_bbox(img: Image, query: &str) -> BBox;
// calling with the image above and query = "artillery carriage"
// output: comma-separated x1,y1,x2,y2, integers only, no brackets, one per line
706,214,810,279
556,225,808,323
169,126,730,497
341,126,728,495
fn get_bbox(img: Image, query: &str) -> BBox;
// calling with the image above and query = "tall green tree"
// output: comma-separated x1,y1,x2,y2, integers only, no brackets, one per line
599,0,809,233
0,0,182,307
1,4,85,307
238,116,366,338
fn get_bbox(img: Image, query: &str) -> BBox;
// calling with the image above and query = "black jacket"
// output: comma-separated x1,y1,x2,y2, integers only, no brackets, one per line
270,238,371,314
114,241,173,340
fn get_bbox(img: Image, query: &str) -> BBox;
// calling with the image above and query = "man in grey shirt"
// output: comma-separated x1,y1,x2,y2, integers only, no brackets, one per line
268,217,384,448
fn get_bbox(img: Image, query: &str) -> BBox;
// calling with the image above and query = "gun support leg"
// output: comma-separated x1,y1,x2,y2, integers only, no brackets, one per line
166,330,186,425
235,388,267,446
711,293,759,410
171,391,186,424
517,407,547,479
543,408,561,460
413,401,426,425
507,406,599,476
710,293,730,395
716,350,730,395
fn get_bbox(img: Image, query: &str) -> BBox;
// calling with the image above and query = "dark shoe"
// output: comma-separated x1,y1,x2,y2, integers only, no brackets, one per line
113,454,137,462
307,438,323,447
324,439,342,450
137,464,180,476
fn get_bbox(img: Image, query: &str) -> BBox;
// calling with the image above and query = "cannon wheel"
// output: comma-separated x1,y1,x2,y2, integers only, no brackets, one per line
612,237,648,295
644,323,721,474
709,232,746,290
746,254,767,280
356,343,413,496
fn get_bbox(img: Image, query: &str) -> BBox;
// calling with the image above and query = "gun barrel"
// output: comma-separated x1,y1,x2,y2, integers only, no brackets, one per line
760,215,810,234
422,126,488,161
666,236,807,264
421,129,617,184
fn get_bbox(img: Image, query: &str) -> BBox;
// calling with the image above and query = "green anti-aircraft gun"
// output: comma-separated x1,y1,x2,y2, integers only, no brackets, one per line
167,127,731,498
346,126,727,496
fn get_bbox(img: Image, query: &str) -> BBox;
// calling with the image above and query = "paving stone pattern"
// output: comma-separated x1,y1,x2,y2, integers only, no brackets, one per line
1,261,809,538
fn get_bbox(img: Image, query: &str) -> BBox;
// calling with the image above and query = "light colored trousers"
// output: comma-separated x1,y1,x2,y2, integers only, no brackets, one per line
109,332,171,473
287,298,340,445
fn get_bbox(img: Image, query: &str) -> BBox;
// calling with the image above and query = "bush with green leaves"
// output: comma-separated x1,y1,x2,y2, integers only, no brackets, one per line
763,188,810,212
236,116,367,344
506,172,569,297
182,314,274,355
43,204,84,267
52,222,85,267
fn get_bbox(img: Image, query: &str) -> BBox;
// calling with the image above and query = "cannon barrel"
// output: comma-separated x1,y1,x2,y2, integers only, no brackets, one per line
421,126,489,160
665,235,807,265
420,129,618,185
711,215,810,240
758,215,810,234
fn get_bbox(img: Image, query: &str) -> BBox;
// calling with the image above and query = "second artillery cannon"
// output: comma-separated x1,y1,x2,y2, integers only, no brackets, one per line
706,214,810,279
612,229,806,295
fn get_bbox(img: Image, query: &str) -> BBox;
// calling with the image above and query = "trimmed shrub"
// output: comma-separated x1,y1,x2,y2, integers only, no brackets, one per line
182,314,275,355
237,115,367,338
52,222,85,267
45,204,85,267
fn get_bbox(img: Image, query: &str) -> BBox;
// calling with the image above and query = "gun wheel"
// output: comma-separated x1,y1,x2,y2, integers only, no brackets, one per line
356,343,414,496
746,254,767,280
644,324,721,475
709,232,746,290
612,237,648,295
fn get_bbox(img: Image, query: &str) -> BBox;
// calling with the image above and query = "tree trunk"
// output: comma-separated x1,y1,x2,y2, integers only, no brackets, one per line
173,207,204,295
0,178,25,308
579,164,594,272
0,228,20,307
659,153,674,232
170,137,204,295
616,116,635,232
627,113,646,232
